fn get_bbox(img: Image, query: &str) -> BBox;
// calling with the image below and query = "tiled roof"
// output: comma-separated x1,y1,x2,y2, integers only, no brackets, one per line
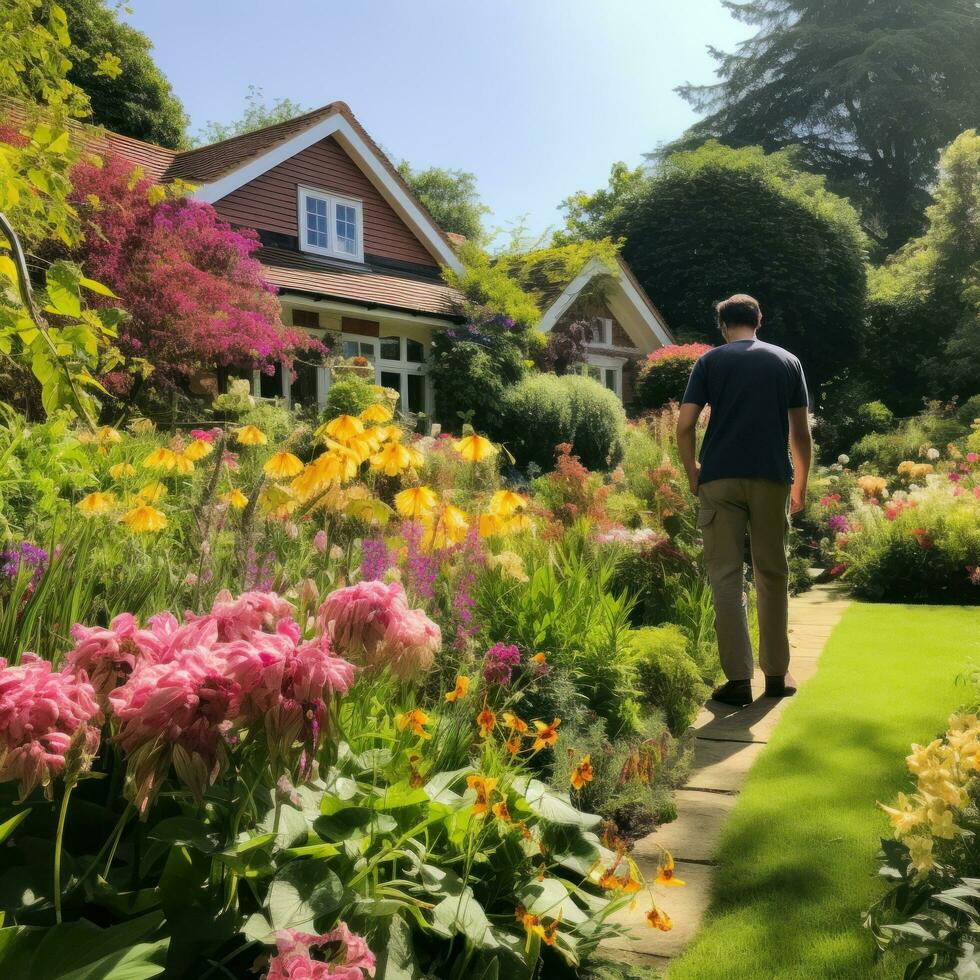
257,246,460,319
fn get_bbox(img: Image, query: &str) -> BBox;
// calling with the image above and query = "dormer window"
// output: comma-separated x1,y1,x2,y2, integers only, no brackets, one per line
298,186,363,262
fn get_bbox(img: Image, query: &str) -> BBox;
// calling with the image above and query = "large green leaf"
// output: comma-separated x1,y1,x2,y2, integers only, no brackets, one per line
511,778,601,830
56,940,168,980
424,767,472,805
430,887,499,949
519,877,587,925
0,808,31,844
147,817,222,853
45,262,82,318
266,860,343,932
370,915,423,980
314,807,396,841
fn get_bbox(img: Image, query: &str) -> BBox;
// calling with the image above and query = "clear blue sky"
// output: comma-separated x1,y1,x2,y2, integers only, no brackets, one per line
127,0,745,241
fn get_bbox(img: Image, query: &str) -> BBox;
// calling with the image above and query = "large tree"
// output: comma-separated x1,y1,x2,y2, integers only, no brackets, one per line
671,0,980,253
564,142,868,391
396,162,489,241
864,129,980,413
54,0,188,148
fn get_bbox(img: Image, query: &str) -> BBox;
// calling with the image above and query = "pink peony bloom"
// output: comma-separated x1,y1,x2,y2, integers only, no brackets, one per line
316,581,440,681
267,924,375,980
0,654,102,800
108,646,241,813
64,612,143,705
187,589,295,641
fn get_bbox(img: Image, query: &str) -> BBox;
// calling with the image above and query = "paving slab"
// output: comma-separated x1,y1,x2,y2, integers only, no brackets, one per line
634,789,736,864
601,584,850,968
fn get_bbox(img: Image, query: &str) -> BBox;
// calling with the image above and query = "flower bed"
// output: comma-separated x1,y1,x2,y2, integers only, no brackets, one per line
0,401,710,977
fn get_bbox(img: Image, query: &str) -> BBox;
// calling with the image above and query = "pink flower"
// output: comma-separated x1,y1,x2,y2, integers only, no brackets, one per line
108,646,241,813
0,655,102,800
316,581,440,681
64,612,143,706
967,452,978,464
188,589,295,641
267,924,375,980
313,530,329,555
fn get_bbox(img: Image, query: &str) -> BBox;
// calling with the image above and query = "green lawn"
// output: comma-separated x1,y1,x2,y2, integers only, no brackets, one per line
668,602,980,980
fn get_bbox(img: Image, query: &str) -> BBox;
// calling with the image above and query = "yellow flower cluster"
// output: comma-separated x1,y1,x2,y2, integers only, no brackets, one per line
897,460,933,482
856,474,887,498
880,712,980,876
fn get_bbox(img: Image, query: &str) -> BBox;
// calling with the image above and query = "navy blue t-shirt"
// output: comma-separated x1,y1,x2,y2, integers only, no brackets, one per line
681,339,809,485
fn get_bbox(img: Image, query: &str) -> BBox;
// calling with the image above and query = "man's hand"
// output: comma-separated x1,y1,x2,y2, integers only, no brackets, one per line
790,482,806,514
687,462,701,496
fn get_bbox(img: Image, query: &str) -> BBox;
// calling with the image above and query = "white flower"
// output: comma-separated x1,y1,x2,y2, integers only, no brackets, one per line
838,454,850,465
926,447,940,461
908,483,921,493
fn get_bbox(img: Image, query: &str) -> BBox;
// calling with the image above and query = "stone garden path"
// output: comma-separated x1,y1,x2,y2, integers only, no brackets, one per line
603,584,851,971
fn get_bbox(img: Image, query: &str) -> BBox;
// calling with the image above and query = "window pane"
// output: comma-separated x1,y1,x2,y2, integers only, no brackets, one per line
259,363,283,399
380,336,401,360
605,368,617,392
406,374,425,414
305,196,329,249
291,360,318,407
405,339,425,363
335,202,357,254
380,371,402,407
342,340,359,358
358,342,376,360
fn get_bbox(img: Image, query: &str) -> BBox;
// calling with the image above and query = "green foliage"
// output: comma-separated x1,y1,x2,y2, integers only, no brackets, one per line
397,160,490,241
849,403,968,471
633,356,693,413
191,84,306,146
497,374,626,472
323,375,375,419
631,625,708,734
58,0,188,148
562,142,868,388
669,0,980,253
865,129,980,411
555,163,648,247
442,241,541,330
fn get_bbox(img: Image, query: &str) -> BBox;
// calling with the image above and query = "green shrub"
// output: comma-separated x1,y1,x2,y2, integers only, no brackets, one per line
498,373,626,471
856,400,894,433
958,393,980,426
850,403,969,471
324,375,375,418
632,345,711,413
632,625,708,733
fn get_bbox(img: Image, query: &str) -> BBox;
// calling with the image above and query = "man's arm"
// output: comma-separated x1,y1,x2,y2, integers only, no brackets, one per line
676,402,703,495
788,406,812,514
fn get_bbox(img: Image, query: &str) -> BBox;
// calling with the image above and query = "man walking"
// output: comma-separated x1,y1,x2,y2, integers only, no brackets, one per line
676,294,812,707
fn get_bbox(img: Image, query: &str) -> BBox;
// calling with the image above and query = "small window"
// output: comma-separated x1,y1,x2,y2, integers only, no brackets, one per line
379,336,401,360
343,339,376,360
604,368,618,392
405,339,425,363
380,370,401,401
291,309,321,329
298,187,363,261
406,374,425,413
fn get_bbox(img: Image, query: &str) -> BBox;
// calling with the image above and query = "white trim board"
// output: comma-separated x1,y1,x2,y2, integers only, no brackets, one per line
190,113,463,275
535,257,672,353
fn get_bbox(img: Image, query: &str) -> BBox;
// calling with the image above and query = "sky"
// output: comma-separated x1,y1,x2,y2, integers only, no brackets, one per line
126,0,746,242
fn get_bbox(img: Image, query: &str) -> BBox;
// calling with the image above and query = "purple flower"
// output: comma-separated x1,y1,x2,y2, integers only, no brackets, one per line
1,541,49,592
483,643,521,686
360,538,392,581
828,514,849,534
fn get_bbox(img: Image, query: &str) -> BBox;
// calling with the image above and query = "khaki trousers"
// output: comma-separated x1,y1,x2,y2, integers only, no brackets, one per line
697,479,791,682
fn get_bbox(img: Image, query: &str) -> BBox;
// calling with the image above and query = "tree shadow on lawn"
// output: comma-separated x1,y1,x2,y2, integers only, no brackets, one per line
677,717,920,979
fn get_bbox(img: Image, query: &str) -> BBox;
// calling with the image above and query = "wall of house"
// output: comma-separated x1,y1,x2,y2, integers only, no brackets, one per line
212,136,440,270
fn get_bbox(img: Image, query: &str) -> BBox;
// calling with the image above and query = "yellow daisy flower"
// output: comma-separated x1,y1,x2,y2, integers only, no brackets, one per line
360,403,393,424
394,485,438,520
120,504,168,533
220,488,249,509
264,451,304,480
236,425,267,446
455,434,495,462
108,462,137,479
182,438,213,461
77,491,116,516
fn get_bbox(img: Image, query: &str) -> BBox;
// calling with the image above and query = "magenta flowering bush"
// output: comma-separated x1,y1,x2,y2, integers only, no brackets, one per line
483,642,522,686
317,580,441,681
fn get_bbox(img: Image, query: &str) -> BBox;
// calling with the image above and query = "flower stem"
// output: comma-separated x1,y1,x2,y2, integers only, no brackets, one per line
54,782,75,924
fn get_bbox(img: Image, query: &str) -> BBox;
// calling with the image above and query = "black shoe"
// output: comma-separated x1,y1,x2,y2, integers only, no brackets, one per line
764,674,797,698
710,679,753,708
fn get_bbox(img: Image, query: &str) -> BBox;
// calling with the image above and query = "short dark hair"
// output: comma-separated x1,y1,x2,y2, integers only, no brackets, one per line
715,294,761,329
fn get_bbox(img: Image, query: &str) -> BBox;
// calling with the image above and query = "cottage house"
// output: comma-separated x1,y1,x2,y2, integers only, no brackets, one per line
92,102,673,412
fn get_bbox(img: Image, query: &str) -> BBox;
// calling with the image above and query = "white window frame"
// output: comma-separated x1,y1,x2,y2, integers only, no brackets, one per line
585,353,624,401
297,185,364,263
378,335,430,417
585,317,613,348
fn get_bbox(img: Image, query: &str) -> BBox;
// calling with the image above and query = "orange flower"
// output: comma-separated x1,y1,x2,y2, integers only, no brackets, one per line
597,857,642,893
467,774,498,814
476,707,497,738
646,905,672,931
502,711,528,734
395,708,431,740
532,718,561,751
445,676,470,702
504,734,523,755
491,799,511,822
516,907,560,946
531,652,547,665
656,851,685,886
571,754,594,790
